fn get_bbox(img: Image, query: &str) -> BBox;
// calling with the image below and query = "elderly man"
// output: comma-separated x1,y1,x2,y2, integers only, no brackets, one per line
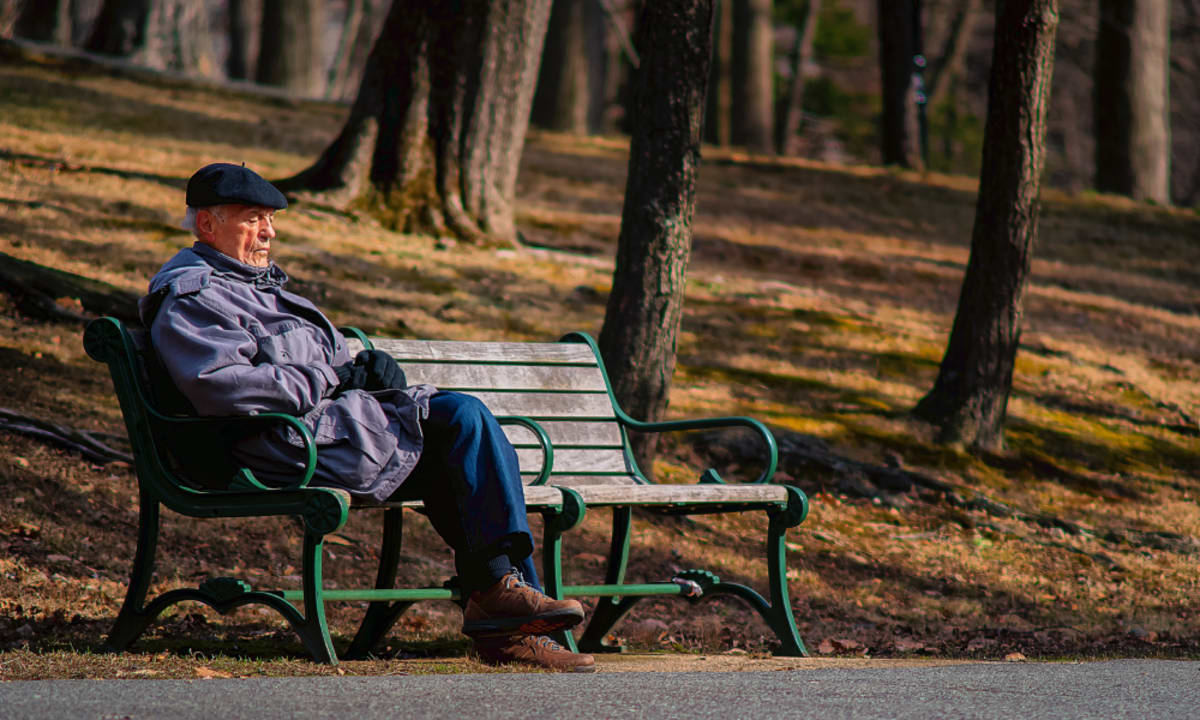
139,163,595,672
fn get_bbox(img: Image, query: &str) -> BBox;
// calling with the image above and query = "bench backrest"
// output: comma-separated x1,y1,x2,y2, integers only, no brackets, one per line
347,333,642,488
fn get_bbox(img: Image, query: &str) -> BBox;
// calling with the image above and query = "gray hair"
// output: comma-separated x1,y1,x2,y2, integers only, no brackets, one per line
181,205,225,238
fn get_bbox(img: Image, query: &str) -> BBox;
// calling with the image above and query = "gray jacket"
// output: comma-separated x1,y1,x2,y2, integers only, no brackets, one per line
139,243,436,501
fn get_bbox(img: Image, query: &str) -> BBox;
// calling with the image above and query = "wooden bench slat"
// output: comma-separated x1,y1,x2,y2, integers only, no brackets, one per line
503,421,623,448
515,447,631,474
363,484,566,509
562,483,788,506
542,474,640,486
456,391,615,418
401,363,607,392
366,338,599,365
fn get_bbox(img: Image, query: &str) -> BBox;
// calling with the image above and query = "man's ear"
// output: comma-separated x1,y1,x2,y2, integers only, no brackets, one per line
195,209,216,240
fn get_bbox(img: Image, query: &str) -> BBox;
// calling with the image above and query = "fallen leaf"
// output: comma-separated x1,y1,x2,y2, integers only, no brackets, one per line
1004,652,1027,662
323,533,356,548
195,666,232,679
817,639,835,654
46,554,73,564
893,639,925,652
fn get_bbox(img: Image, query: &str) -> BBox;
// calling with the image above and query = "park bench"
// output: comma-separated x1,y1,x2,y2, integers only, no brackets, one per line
84,316,810,664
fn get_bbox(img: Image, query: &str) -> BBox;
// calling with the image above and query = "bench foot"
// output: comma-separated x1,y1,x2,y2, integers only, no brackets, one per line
106,498,340,664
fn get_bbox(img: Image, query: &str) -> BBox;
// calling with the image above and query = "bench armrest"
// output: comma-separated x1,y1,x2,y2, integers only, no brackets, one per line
495,416,554,486
147,408,319,491
622,414,779,485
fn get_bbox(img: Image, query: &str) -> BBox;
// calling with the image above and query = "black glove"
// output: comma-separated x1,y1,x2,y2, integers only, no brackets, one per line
355,349,407,391
332,361,368,396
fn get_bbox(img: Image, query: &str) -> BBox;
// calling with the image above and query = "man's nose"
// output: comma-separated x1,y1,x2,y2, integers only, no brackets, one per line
262,217,276,238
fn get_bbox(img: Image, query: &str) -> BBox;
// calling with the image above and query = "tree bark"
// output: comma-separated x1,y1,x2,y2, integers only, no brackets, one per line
913,0,1059,451
776,0,822,155
85,0,150,56
226,0,254,80
704,0,733,146
730,0,773,152
531,0,589,133
277,0,552,245
598,0,713,474
1094,0,1171,204
15,0,73,45
256,0,325,95
877,0,925,168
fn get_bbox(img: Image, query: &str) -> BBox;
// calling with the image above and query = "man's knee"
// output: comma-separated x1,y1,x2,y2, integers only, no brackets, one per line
431,392,492,435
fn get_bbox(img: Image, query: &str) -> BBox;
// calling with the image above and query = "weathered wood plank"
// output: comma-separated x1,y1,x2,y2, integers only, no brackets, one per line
561,483,789,505
367,484,566,509
400,363,607,392
369,338,599,365
455,391,615,418
536,474,639,486
503,421,623,448
515,447,631,474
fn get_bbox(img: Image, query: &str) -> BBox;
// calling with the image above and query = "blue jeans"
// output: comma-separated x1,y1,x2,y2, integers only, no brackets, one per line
392,391,541,593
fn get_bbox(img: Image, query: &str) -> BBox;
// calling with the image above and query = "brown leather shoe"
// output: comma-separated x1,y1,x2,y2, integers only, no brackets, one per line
475,635,596,673
462,570,585,637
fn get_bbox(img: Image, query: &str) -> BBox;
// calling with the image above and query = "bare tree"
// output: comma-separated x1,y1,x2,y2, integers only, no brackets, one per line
704,0,733,145
15,0,73,45
85,0,150,56
877,0,925,168
731,0,774,152
226,0,256,80
598,0,714,471
776,0,822,155
925,0,981,111
277,0,553,245
531,0,590,133
256,0,325,95
913,0,1059,451
1094,0,1171,204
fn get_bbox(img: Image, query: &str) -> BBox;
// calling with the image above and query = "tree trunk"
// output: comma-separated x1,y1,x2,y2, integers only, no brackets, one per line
877,0,925,168
598,0,713,475
256,0,325,95
913,0,1059,451
704,0,733,145
531,0,589,133
226,0,254,80
925,0,980,111
85,0,150,56
730,0,773,152
16,0,73,45
277,0,552,246
1094,0,1171,204
776,0,822,155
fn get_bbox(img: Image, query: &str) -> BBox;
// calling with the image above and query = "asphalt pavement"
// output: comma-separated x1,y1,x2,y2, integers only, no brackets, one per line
1,659,1197,719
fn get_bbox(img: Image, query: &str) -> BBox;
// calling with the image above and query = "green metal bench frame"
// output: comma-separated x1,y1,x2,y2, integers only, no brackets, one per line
85,316,809,663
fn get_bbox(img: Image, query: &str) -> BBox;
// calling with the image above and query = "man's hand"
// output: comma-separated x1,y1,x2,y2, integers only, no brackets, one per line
332,361,368,396
355,349,407,391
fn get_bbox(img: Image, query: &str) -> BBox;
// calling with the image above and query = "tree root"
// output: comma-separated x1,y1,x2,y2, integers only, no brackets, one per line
0,408,132,466
0,251,140,325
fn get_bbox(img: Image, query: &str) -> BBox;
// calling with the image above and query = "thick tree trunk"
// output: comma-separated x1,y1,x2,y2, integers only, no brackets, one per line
256,0,325,95
877,0,925,168
278,0,552,245
704,0,733,146
85,0,150,56
730,0,773,152
776,0,822,155
226,0,254,80
16,0,73,45
1094,0,1171,204
913,0,1058,451
598,0,713,474
531,0,589,133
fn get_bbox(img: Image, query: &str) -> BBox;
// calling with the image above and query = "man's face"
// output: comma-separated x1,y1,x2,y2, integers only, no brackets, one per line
198,204,277,268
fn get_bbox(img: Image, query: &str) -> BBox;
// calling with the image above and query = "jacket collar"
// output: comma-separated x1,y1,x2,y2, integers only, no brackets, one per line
192,242,288,289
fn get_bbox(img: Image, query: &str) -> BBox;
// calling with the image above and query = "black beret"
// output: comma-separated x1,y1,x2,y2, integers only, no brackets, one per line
185,163,287,210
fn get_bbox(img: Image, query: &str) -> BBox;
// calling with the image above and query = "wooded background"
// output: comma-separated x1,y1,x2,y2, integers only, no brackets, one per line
1,0,1195,207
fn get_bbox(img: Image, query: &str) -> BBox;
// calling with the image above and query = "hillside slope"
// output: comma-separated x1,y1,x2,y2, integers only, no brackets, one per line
0,54,1197,674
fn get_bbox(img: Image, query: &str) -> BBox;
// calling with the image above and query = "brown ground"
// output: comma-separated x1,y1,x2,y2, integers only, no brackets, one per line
0,52,1197,679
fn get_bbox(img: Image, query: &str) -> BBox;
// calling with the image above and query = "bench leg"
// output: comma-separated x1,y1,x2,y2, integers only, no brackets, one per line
576,507,635,654
103,491,162,653
763,510,807,656
538,489,586,653
345,507,414,659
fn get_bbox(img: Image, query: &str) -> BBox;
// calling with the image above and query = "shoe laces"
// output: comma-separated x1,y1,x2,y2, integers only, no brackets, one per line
532,635,565,651
503,568,533,589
